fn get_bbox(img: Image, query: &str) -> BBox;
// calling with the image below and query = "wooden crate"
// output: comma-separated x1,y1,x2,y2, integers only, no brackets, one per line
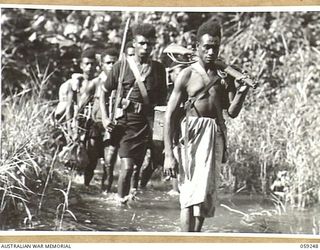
152,106,167,141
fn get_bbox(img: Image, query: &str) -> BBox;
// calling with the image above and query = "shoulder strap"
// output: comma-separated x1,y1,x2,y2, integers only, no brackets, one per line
112,57,127,121
187,62,220,108
127,56,150,105
183,63,220,171
183,63,221,170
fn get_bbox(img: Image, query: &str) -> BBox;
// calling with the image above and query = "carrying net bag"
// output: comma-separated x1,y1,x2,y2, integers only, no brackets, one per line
58,142,89,171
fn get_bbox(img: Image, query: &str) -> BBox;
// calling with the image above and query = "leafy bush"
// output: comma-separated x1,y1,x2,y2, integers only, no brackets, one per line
223,12,320,207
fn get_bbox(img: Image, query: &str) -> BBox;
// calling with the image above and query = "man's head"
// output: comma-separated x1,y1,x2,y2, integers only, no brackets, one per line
196,20,221,65
125,41,135,57
80,48,97,79
101,47,118,74
132,23,156,60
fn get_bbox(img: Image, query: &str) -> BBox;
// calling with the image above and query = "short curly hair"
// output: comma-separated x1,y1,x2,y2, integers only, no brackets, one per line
125,41,134,50
132,23,156,39
81,48,96,60
101,47,118,59
196,19,221,41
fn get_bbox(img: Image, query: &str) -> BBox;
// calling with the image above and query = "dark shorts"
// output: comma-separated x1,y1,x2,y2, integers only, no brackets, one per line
115,112,151,166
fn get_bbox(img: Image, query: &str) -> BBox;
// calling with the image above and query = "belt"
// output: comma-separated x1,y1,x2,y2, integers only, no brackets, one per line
123,100,145,114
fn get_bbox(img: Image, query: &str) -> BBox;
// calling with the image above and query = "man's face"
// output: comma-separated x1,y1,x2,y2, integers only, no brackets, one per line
80,57,97,79
102,54,117,74
197,34,220,65
133,35,155,59
126,47,135,57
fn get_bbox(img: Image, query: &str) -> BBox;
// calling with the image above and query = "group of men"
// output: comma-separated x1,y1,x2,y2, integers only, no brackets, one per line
54,19,251,232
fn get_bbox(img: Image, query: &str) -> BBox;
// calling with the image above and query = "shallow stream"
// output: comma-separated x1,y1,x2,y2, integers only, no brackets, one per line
10,168,320,235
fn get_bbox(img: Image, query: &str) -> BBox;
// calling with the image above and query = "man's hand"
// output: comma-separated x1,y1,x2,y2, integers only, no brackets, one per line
164,155,178,178
102,117,116,133
234,70,251,93
71,73,83,91
234,75,250,93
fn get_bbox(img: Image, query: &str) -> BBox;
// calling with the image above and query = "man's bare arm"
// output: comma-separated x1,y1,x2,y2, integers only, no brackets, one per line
78,78,96,111
55,81,70,122
55,81,75,140
100,86,114,132
163,68,190,177
227,82,249,118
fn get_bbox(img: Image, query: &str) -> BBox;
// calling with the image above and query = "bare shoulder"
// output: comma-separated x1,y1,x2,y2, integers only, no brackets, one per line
92,76,101,87
84,77,99,91
175,66,192,87
58,80,73,100
180,66,192,78
59,79,72,93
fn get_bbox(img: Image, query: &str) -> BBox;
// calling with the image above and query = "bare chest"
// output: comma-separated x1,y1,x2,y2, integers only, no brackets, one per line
186,71,221,99
71,79,95,103
79,79,91,95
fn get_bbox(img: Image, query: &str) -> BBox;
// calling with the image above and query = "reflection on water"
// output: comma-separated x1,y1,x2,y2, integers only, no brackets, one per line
11,177,320,234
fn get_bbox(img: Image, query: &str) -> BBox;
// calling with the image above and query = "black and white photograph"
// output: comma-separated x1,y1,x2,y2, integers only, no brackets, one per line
1,5,320,235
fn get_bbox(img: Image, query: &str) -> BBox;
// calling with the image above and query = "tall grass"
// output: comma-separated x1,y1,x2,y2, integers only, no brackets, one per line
0,65,59,228
54,168,77,231
222,12,320,208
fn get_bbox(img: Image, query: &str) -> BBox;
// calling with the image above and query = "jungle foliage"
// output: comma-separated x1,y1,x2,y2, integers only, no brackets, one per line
1,9,320,229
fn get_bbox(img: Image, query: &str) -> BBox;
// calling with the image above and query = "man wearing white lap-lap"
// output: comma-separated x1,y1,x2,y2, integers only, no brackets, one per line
164,19,250,232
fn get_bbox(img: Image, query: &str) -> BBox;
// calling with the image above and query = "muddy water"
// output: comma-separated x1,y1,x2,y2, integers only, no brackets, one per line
10,168,320,234
64,186,320,234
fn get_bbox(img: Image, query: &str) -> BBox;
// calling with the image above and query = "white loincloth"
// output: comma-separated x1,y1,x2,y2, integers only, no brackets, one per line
174,116,224,217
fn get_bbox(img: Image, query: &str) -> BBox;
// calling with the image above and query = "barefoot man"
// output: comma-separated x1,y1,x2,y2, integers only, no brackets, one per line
55,48,100,188
101,23,167,203
163,19,251,232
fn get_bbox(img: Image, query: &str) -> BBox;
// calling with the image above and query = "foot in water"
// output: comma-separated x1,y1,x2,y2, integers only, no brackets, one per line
116,195,130,206
167,189,179,196
101,190,109,196
116,191,138,206
72,173,84,185
80,185,98,194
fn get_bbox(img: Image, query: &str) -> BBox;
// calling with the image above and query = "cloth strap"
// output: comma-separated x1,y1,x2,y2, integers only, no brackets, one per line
189,62,228,163
189,62,220,106
112,57,127,122
127,56,150,105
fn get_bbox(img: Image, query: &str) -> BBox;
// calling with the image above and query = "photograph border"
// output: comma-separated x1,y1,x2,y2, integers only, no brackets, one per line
1,1,320,244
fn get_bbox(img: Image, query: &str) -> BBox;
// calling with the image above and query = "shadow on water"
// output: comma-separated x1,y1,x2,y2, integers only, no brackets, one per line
10,167,320,234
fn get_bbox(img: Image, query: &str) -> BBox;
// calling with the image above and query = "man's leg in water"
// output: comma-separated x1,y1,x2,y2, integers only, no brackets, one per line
194,216,205,232
139,148,153,188
180,207,205,232
84,138,99,186
117,158,135,200
101,144,118,192
140,140,164,188
180,207,195,232
131,163,142,192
